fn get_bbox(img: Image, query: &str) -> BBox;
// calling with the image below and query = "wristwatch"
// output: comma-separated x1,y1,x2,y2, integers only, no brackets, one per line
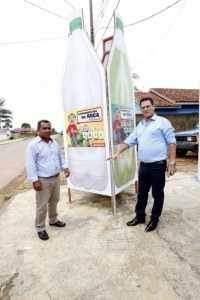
169,161,176,166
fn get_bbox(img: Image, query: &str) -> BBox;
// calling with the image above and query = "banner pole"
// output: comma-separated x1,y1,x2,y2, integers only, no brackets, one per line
110,159,118,227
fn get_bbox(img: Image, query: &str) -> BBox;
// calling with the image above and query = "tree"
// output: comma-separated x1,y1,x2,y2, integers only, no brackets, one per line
21,123,31,128
0,98,13,129
3,119,13,129
51,128,57,135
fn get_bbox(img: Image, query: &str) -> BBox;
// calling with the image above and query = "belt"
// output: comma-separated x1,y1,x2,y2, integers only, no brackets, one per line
141,160,166,166
40,173,60,179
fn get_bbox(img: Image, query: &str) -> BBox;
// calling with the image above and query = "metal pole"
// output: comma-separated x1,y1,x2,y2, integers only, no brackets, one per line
104,71,119,228
89,0,95,46
110,159,119,228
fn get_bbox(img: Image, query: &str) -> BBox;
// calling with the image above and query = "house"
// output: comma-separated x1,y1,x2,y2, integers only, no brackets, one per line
10,127,36,138
134,88,199,131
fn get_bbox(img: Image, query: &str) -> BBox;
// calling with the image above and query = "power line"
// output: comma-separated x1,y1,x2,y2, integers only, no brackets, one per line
23,0,68,20
94,0,110,35
62,0,75,11
95,0,121,51
96,0,183,32
133,0,188,68
0,0,184,47
0,36,67,46
125,0,183,27
93,0,105,30
93,0,104,28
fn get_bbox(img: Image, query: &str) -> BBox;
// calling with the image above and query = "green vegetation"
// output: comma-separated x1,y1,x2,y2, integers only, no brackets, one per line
21,123,31,128
0,98,13,129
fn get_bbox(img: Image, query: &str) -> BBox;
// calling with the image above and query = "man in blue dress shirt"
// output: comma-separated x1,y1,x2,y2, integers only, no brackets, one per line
26,120,70,240
111,97,176,232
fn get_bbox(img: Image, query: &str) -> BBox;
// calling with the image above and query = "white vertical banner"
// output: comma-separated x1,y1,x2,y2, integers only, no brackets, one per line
62,11,111,196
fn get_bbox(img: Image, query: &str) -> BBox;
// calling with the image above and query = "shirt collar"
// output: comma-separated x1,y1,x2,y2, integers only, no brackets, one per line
36,136,53,143
142,113,157,124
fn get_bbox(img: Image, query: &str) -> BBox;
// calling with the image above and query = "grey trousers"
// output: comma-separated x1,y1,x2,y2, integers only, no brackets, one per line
35,175,60,232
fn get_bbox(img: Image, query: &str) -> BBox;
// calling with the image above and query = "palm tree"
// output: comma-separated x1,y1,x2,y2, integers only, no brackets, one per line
0,98,13,129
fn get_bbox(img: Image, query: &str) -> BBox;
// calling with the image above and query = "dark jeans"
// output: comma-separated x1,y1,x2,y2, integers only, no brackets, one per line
135,161,166,222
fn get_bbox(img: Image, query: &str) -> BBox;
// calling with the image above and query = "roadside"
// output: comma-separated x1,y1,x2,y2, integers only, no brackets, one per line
0,138,26,144
0,135,63,209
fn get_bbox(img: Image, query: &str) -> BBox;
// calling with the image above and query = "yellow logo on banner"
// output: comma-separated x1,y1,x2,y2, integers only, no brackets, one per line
65,106,105,147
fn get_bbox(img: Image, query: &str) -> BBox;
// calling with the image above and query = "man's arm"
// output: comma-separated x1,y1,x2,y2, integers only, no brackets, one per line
26,143,39,182
167,143,176,176
26,143,42,191
107,143,129,160
168,143,176,162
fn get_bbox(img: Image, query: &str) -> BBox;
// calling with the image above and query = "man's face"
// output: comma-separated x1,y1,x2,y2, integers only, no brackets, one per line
38,122,52,141
140,100,155,120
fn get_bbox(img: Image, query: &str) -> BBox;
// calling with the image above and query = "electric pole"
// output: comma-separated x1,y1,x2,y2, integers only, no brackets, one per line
89,0,95,46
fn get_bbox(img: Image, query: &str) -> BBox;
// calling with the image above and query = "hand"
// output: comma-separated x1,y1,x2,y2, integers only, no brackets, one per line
107,153,120,160
33,180,42,191
167,164,176,176
64,168,70,178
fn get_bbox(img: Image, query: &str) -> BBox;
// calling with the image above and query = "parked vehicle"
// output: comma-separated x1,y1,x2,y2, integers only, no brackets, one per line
175,123,199,156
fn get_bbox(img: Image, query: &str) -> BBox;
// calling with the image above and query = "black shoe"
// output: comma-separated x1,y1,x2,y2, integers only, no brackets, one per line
126,217,145,226
145,220,158,232
49,220,66,227
38,230,49,240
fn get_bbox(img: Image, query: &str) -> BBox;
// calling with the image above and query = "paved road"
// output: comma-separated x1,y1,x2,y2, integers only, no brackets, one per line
0,139,32,190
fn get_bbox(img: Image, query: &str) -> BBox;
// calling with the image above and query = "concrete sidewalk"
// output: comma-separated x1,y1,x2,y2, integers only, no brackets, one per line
0,171,200,300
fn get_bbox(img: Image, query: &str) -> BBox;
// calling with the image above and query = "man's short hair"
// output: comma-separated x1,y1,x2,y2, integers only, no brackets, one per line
140,97,154,106
37,120,51,130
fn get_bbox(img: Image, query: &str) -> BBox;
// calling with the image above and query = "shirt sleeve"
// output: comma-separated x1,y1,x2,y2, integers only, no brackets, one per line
55,141,68,170
162,119,176,145
25,143,38,182
123,127,138,148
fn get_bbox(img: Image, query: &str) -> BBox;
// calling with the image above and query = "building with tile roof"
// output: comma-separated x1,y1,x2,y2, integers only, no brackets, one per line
134,88,199,131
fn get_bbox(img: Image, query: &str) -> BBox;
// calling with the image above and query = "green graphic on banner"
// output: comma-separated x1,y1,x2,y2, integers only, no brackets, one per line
109,21,136,188
111,103,134,145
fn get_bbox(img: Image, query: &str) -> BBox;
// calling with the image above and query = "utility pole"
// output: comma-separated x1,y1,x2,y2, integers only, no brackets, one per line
89,0,95,46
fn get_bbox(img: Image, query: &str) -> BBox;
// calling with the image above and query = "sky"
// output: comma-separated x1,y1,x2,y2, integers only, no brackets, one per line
0,0,199,131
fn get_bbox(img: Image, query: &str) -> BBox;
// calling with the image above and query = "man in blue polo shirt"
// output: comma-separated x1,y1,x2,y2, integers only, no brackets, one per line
26,120,70,240
110,97,176,232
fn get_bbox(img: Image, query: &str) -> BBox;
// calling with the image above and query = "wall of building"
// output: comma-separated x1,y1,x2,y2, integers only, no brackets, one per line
136,113,199,132
11,132,36,139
